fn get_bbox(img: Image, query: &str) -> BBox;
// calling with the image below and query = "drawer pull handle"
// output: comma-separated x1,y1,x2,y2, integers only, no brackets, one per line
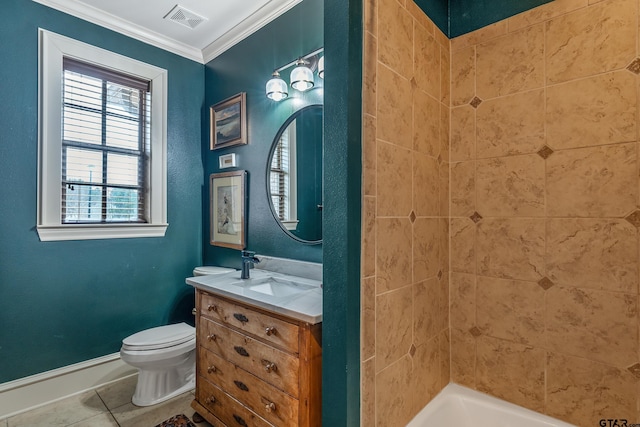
207,334,217,342
233,313,249,323
265,326,277,336
234,346,250,357
207,365,217,374
233,414,248,427
205,396,216,405
262,359,278,373
263,400,276,413
234,380,249,392
207,304,218,312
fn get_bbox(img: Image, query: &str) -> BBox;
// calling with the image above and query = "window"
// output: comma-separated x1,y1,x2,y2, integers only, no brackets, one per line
38,29,168,241
270,121,298,230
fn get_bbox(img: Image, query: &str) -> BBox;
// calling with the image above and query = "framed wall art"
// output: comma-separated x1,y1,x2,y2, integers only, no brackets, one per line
210,170,247,249
210,92,247,150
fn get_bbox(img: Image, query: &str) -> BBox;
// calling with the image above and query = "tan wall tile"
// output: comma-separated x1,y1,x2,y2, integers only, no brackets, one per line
450,218,476,274
546,286,638,367
546,0,637,84
378,0,414,79
375,355,414,427
362,357,376,427
476,276,545,346
364,0,378,36
413,152,439,217
440,48,451,106
440,100,450,161
450,272,476,332
376,140,413,216
375,286,413,372
413,217,440,282
413,23,440,99
362,276,376,360
547,352,639,426
476,336,545,412
547,219,638,293
363,31,378,116
438,218,449,275
546,71,637,150
376,217,413,293
546,142,637,218
434,27,450,52
508,0,588,32
450,105,475,162
439,162,450,217
477,218,545,281
439,329,451,386
451,21,508,52
363,196,376,278
476,89,545,158
377,64,413,148
407,1,435,35
411,338,441,415
451,47,476,106
413,90,440,157
476,24,544,99
450,328,476,387
414,278,440,346
363,114,377,196
476,154,545,217
450,161,475,217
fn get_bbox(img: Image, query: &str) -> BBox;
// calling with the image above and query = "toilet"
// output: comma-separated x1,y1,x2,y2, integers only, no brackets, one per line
120,266,235,406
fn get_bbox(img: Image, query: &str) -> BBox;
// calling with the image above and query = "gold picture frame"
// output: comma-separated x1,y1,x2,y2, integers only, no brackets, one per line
210,171,246,249
210,92,247,150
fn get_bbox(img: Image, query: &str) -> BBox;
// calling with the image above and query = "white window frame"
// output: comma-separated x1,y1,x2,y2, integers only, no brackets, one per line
37,29,168,241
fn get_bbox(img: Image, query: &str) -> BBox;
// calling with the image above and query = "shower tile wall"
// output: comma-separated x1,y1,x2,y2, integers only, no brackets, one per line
360,0,451,426
449,0,640,424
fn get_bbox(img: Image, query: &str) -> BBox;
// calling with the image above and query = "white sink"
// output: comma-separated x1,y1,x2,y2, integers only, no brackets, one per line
227,275,316,297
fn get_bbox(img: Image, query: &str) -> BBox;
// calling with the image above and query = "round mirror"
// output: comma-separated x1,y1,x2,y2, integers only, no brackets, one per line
266,104,323,244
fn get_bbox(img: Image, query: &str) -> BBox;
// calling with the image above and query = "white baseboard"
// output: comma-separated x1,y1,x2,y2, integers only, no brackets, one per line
0,353,136,419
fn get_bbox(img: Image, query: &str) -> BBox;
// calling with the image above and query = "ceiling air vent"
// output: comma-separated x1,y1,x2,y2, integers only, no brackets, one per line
164,4,207,30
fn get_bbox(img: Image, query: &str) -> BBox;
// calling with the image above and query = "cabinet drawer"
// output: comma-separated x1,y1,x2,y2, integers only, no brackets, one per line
198,377,273,427
200,292,300,353
199,317,300,397
199,347,299,426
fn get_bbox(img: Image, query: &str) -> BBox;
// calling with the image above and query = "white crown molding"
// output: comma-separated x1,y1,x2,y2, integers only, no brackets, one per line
32,0,204,63
201,0,303,64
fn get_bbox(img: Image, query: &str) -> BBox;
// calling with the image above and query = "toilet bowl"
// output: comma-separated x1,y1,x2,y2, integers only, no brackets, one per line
120,266,235,406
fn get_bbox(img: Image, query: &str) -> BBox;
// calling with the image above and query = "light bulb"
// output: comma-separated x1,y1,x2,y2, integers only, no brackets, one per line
290,59,314,91
266,71,288,101
318,56,324,79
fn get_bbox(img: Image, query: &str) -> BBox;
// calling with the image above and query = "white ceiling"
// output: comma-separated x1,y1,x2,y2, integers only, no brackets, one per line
33,0,302,63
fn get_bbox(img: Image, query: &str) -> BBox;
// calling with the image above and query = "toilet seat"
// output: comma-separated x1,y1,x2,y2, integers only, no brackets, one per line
122,323,194,351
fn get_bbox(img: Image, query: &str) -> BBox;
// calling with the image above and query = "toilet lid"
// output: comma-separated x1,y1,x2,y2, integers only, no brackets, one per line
193,266,235,276
123,323,195,351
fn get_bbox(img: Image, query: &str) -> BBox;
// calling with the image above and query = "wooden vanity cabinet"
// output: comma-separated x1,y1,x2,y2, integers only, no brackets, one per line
191,289,322,427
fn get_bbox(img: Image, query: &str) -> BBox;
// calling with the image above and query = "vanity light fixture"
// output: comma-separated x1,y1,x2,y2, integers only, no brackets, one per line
318,56,324,79
266,71,288,101
265,47,324,101
290,58,314,91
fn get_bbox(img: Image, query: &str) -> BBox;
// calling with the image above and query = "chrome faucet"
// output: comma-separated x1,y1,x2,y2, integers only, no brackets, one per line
240,250,260,279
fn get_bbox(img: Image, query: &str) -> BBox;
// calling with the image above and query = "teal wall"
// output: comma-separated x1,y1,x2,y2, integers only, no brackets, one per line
0,0,204,383
415,0,552,37
203,0,324,269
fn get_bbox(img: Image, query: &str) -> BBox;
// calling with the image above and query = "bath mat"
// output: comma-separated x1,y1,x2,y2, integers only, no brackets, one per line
155,414,196,427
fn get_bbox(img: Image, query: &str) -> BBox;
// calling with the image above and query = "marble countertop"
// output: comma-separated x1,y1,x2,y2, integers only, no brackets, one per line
186,269,323,324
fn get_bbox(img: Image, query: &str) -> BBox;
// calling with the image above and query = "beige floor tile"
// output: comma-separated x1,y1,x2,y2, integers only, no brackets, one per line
95,374,138,411
7,391,107,427
111,392,196,427
68,413,119,427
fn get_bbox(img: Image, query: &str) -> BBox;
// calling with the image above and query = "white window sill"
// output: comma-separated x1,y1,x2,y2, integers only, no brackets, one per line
36,224,168,241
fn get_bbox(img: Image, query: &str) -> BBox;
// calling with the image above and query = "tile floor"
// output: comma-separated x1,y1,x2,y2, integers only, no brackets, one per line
0,375,213,427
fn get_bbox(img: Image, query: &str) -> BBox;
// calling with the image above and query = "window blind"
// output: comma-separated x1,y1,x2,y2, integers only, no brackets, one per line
61,57,151,224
